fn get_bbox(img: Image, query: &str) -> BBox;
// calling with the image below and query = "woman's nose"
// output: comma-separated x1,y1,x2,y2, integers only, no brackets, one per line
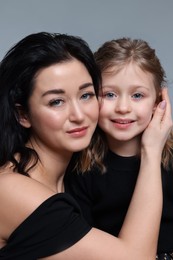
69,102,85,122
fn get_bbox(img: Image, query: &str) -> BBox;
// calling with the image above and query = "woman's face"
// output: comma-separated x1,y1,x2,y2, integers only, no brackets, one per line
22,58,99,154
98,62,157,149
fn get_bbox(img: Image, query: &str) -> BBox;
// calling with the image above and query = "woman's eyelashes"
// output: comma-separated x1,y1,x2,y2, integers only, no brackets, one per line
49,98,64,107
80,91,96,101
48,92,96,107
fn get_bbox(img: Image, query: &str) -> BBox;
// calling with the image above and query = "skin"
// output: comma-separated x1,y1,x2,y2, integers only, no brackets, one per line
0,58,99,243
20,59,99,192
0,57,172,259
99,62,158,156
25,59,99,156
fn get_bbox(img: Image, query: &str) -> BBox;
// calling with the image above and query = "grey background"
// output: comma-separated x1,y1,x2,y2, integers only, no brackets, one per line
0,0,173,106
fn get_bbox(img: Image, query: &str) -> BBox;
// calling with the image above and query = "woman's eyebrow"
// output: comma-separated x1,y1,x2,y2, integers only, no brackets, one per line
42,83,94,97
42,89,65,97
79,82,94,90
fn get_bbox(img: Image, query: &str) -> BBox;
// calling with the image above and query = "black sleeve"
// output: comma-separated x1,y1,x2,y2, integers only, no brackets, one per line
65,170,94,226
0,193,91,260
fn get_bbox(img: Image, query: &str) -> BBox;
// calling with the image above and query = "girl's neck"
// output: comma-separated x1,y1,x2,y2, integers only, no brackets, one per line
107,135,141,157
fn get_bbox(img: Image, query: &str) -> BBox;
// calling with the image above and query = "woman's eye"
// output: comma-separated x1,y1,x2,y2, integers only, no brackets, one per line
49,99,64,107
132,93,144,100
81,92,95,100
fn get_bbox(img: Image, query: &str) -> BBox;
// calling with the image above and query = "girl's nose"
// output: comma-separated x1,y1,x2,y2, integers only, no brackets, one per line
115,96,131,114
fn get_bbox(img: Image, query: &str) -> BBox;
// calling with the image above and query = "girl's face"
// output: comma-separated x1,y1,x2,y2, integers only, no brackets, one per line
98,62,157,150
21,59,99,155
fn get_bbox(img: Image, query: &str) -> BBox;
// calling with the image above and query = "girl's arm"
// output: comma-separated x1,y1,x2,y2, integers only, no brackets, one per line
40,89,172,259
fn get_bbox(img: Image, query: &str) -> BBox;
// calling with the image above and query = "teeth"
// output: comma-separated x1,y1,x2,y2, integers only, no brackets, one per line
114,120,132,124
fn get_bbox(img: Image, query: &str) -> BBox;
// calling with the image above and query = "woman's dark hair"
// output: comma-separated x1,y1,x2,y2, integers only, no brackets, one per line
0,32,101,175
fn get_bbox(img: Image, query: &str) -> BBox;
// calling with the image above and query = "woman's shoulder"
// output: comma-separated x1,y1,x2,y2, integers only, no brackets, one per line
0,171,56,243
0,170,56,203
0,173,91,259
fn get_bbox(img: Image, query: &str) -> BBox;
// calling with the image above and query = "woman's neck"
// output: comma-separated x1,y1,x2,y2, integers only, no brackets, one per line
27,140,73,193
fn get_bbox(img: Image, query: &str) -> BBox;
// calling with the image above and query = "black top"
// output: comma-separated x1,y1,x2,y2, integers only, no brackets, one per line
65,150,173,254
0,193,91,260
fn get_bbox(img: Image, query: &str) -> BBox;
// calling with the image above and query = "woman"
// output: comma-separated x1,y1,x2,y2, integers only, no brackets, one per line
0,32,172,259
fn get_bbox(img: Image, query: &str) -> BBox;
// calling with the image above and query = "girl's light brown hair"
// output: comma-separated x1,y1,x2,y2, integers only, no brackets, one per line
75,38,173,173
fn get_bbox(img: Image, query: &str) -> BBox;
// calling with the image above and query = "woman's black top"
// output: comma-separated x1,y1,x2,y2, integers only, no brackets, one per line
0,193,91,260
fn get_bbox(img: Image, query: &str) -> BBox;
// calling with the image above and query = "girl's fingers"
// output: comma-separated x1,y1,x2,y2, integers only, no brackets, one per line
142,87,172,151
151,88,172,128
161,88,172,121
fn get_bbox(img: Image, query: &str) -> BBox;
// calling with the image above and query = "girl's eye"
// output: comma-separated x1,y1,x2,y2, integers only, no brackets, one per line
49,99,64,107
132,93,144,100
81,92,96,100
104,92,117,99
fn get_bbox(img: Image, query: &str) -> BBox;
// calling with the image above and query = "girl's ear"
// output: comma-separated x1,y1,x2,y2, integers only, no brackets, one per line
152,103,157,113
15,104,31,128
153,91,162,113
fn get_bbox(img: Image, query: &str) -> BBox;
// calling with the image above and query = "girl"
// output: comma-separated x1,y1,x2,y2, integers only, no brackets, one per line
0,33,172,260
65,38,173,260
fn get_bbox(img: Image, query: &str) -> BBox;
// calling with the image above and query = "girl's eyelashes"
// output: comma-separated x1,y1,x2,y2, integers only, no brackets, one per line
132,92,144,100
103,92,117,99
100,91,145,101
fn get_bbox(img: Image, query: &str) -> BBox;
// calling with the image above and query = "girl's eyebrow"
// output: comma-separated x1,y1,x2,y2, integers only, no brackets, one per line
102,84,150,90
132,85,150,91
42,82,94,97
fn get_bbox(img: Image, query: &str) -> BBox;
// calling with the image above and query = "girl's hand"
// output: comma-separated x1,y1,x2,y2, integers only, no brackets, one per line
141,87,173,154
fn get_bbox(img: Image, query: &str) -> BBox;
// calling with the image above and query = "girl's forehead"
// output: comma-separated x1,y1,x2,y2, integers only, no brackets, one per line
103,61,146,73
102,63,153,80
102,64,158,92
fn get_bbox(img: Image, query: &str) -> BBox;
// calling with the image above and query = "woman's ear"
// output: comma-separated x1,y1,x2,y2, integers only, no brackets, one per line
15,104,31,128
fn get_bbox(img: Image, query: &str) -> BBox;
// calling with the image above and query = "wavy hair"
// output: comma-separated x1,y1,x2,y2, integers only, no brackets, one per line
0,32,101,175
77,37,173,173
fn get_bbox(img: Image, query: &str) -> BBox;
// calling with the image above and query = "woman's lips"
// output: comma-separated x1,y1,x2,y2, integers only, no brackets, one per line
67,126,88,137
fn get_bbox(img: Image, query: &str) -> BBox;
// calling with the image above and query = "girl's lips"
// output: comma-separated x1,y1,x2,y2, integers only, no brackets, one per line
112,119,135,124
111,119,135,129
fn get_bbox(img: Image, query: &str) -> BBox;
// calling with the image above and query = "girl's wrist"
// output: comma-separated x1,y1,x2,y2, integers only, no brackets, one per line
141,145,162,162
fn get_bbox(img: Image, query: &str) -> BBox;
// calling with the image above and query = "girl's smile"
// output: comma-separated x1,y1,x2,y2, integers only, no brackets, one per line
98,62,157,154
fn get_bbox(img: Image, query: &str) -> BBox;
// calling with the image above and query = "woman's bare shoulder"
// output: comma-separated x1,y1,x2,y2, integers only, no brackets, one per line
0,170,55,199
0,170,56,242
